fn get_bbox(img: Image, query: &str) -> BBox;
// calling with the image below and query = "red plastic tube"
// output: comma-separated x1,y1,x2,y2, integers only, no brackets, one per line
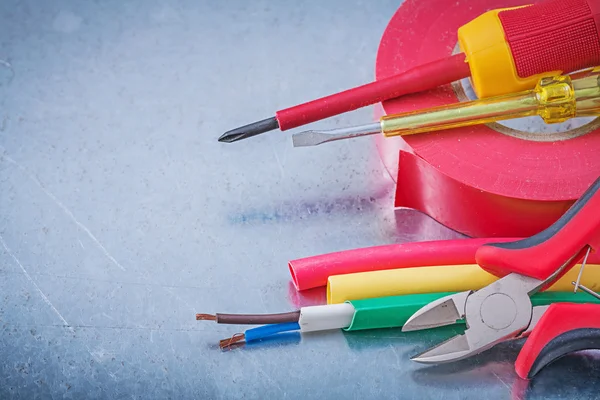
288,238,520,291
275,53,470,131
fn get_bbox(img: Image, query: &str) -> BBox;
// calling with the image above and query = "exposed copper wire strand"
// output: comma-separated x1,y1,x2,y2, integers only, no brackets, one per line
219,333,245,349
196,313,217,321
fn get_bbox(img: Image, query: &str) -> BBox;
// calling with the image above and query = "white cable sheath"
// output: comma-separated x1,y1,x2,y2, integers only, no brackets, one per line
298,303,355,332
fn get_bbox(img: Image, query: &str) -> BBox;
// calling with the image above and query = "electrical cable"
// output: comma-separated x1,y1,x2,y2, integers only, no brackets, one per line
219,322,301,349
196,311,300,324
213,291,600,349
298,303,354,332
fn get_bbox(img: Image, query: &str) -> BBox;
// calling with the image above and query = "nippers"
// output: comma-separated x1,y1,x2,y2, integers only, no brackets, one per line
402,176,600,379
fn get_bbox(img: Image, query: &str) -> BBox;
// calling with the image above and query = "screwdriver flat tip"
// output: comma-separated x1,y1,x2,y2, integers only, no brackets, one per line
218,117,280,143
292,122,382,147
292,131,331,147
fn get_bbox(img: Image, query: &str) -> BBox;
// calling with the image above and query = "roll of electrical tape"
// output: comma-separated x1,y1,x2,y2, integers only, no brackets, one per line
375,0,600,238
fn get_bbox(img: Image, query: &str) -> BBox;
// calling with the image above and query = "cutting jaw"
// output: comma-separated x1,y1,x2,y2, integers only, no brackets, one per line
402,273,545,363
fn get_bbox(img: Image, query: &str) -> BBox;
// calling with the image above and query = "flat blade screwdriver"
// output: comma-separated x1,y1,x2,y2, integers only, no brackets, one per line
218,0,600,143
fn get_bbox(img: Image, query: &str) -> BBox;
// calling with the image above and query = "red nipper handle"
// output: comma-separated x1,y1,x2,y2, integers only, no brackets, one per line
475,177,600,281
498,0,600,78
515,303,600,379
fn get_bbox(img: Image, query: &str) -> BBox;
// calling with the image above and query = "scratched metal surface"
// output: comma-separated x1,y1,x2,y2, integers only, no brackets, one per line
1,1,600,399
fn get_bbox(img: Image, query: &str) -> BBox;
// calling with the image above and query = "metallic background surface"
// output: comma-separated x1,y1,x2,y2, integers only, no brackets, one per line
1,0,599,398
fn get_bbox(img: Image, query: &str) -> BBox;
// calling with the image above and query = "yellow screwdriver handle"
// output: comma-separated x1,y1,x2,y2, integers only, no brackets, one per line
380,68,600,137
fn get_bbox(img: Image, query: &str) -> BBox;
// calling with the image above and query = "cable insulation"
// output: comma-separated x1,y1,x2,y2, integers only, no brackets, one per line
344,291,600,331
298,303,355,333
327,262,600,304
215,311,300,325
244,322,301,342
346,292,453,331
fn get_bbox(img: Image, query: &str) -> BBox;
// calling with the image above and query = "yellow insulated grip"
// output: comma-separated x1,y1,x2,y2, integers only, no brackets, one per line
326,264,600,304
457,7,562,99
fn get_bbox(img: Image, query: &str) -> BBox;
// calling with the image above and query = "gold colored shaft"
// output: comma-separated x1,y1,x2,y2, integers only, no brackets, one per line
380,92,540,136
381,74,581,137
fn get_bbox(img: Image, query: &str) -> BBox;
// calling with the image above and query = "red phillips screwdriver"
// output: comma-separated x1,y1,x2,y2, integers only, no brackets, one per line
218,0,600,143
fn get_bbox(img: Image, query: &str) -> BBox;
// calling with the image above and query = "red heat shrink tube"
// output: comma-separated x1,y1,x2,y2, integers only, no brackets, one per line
289,238,520,291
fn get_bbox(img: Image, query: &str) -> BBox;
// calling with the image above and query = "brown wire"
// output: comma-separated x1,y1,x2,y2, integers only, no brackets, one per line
214,310,300,325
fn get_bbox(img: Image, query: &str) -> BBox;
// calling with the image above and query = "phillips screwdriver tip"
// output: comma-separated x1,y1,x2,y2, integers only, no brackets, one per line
218,117,280,143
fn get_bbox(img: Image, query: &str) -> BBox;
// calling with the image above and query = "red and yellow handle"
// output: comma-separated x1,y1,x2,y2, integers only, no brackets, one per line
270,0,600,133
459,0,600,98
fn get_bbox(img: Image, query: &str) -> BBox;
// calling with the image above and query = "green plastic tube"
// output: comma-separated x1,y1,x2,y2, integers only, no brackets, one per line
344,291,600,331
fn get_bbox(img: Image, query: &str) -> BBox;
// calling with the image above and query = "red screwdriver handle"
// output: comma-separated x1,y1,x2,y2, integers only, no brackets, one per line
499,0,600,79
275,54,470,131
475,176,600,281
515,303,600,379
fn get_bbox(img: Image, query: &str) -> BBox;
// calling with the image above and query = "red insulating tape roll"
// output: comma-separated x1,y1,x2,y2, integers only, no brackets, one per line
375,0,600,238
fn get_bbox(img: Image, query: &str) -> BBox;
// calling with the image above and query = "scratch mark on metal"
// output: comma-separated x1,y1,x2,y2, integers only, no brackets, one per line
0,151,126,271
85,345,102,363
0,270,215,291
258,290,268,313
0,234,70,327
492,371,511,391
78,239,85,249
240,351,284,395
166,287,196,313
270,143,285,179
0,58,15,85
12,323,226,333
102,312,114,321
388,344,401,371
169,336,176,356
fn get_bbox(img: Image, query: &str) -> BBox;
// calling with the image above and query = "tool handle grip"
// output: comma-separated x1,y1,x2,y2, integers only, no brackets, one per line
499,0,600,78
475,176,600,281
515,303,600,379
275,54,470,131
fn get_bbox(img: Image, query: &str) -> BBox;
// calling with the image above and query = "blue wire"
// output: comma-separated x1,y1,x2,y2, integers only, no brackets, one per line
244,322,300,342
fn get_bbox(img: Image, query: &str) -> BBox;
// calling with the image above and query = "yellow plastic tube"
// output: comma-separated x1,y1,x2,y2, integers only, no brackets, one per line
326,264,600,304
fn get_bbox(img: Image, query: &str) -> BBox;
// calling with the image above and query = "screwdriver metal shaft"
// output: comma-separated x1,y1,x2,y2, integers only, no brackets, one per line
291,123,381,147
